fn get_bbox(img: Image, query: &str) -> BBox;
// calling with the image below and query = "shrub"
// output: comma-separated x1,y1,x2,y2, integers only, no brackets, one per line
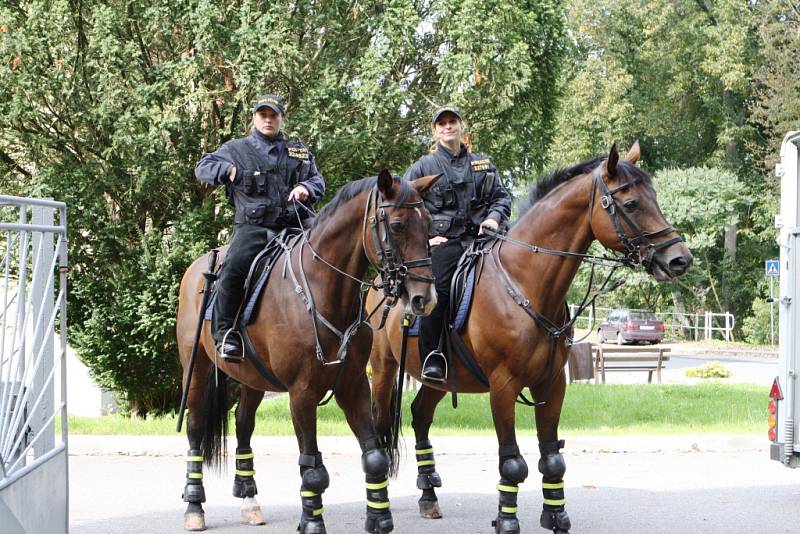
685,361,731,379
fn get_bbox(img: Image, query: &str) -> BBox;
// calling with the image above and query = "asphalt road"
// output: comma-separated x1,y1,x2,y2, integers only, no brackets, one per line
69,434,800,534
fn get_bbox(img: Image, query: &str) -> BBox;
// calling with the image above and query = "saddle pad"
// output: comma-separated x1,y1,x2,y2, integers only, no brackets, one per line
408,268,475,336
203,264,275,325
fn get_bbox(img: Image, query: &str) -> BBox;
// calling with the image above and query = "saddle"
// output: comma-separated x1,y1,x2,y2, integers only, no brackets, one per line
204,228,302,325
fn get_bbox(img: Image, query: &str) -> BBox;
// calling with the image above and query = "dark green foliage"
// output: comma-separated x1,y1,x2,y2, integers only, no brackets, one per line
0,1,565,414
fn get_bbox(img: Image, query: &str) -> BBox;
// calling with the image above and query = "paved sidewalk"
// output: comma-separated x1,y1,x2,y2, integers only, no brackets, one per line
68,434,800,534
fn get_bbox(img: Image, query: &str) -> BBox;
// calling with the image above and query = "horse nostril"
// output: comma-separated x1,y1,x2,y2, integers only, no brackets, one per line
411,295,427,313
669,256,690,274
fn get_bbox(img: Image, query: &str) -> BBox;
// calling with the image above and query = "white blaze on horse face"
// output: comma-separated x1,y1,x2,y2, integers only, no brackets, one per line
415,207,421,218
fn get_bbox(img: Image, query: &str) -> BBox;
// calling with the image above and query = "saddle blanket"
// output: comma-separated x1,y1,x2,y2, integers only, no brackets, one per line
408,268,475,336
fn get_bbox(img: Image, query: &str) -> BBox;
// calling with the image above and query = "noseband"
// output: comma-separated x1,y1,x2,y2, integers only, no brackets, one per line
364,185,435,301
589,168,683,275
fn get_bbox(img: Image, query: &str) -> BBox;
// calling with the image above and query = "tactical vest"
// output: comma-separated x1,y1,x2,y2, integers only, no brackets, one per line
224,136,312,228
422,152,498,238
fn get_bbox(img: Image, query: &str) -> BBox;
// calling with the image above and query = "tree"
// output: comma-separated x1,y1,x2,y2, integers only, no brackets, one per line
0,1,566,413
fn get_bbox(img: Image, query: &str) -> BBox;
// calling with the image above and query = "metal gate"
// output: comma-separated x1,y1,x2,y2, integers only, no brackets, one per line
0,196,68,533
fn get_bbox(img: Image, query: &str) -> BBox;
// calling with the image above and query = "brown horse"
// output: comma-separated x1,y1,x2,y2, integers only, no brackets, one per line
176,170,440,533
367,143,693,534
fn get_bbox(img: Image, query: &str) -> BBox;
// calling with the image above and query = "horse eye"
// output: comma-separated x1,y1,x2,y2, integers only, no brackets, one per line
623,199,638,211
390,221,405,233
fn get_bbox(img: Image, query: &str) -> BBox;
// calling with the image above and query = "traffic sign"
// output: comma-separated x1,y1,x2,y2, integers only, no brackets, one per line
765,259,779,277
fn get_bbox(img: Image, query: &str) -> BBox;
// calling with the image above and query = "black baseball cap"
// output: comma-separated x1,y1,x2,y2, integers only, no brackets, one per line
431,105,463,125
253,94,285,114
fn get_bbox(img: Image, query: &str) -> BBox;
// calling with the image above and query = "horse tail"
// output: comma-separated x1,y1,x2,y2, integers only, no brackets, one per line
377,379,402,478
201,366,229,470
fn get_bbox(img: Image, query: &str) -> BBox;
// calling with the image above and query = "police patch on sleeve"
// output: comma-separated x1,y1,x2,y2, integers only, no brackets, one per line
288,147,309,160
471,158,491,172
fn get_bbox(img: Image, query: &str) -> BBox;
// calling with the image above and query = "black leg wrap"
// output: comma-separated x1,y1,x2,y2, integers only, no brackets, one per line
538,440,570,533
233,447,258,498
415,440,442,490
363,448,393,533
297,453,328,534
182,449,206,503
491,477,521,534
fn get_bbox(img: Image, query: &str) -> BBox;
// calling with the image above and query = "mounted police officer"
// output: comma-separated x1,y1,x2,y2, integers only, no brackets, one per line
404,106,511,382
195,94,325,362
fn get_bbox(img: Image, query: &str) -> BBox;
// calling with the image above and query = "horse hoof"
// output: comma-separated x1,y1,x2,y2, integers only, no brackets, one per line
241,506,266,525
184,512,206,531
365,511,394,533
418,500,442,519
540,509,571,533
492,516,520,534
298,518,327,534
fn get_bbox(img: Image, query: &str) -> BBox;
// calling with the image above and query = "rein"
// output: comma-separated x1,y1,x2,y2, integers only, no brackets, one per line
285,185,433,404
483,163,683,406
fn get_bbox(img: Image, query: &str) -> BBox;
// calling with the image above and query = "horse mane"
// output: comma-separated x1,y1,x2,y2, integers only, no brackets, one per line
310,174,412,230
514,155,652,223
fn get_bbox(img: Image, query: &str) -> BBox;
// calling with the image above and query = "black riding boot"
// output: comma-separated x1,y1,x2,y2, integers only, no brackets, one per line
418,308,447,383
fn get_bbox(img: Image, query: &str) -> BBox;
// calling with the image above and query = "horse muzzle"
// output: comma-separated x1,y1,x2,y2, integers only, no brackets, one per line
407,284,437,316
649,242,693,281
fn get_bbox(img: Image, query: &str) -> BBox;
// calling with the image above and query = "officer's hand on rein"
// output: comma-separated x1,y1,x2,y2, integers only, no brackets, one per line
429,236,448,246
288,185,309,203
479,218,498,235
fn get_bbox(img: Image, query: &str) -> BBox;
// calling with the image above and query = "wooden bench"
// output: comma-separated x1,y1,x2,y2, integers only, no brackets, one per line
592,345,671,384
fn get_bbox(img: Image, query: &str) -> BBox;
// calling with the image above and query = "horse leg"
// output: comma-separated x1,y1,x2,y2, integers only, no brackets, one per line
336,366,394,533
489,380,528,534
183,350,211,531
290,389,329,534
532,370,571,534
233,386,266,525
410,385,446,519
369,343,399,466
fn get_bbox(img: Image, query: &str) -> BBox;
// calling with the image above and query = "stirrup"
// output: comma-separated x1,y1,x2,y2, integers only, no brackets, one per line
421,350,447,383
217,329,244,362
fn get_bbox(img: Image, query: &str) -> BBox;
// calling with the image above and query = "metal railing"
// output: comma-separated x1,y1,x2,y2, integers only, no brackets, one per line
568,305,736,342
0,195,68,533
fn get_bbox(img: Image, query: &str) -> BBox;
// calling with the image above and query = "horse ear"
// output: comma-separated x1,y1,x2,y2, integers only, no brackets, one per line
625,140,641,164
604,143,619,177
410,173,443,195
377,169,396,199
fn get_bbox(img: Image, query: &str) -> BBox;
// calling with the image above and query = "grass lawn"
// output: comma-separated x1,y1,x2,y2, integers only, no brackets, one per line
66,382,767,436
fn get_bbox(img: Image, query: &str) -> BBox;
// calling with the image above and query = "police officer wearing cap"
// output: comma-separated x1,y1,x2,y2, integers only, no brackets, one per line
404,106,511,382
195,94,325,361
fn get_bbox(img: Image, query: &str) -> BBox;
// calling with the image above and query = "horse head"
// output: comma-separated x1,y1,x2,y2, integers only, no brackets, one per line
369,169,442,316
590,142,693,281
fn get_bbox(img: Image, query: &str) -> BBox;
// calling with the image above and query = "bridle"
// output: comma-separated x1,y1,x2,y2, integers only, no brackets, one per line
589,167,684,277
363,185,435,302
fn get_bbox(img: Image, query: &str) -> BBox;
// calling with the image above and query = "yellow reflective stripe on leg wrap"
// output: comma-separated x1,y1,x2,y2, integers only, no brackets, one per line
235,469,255,477
543,498,566,506
500,506,518,514
313,507,324,516
186,456,203,462
365,480,389,490
416,460,435,467
415,448,433,455
300,490,318,497
187,473,203,479
367,500,390,510
235,453,254,460
497,484,519,493
542,482,564,489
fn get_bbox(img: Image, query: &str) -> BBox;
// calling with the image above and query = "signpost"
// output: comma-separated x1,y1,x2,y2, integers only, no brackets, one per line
766,259,779,345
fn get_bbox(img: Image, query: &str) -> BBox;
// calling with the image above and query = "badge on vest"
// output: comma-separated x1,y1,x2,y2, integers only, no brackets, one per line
288,147,309,160
471,158,491,172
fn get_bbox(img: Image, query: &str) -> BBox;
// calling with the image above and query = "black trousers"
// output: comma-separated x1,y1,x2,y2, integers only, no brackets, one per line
212,223,275,342
419,238,465,361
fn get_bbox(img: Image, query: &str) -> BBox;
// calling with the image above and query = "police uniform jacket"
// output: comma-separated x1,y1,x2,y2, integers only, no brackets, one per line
404,143,511,238
195,129,326,228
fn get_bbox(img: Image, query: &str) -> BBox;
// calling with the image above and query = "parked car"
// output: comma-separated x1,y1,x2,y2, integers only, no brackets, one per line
597,308,665,345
